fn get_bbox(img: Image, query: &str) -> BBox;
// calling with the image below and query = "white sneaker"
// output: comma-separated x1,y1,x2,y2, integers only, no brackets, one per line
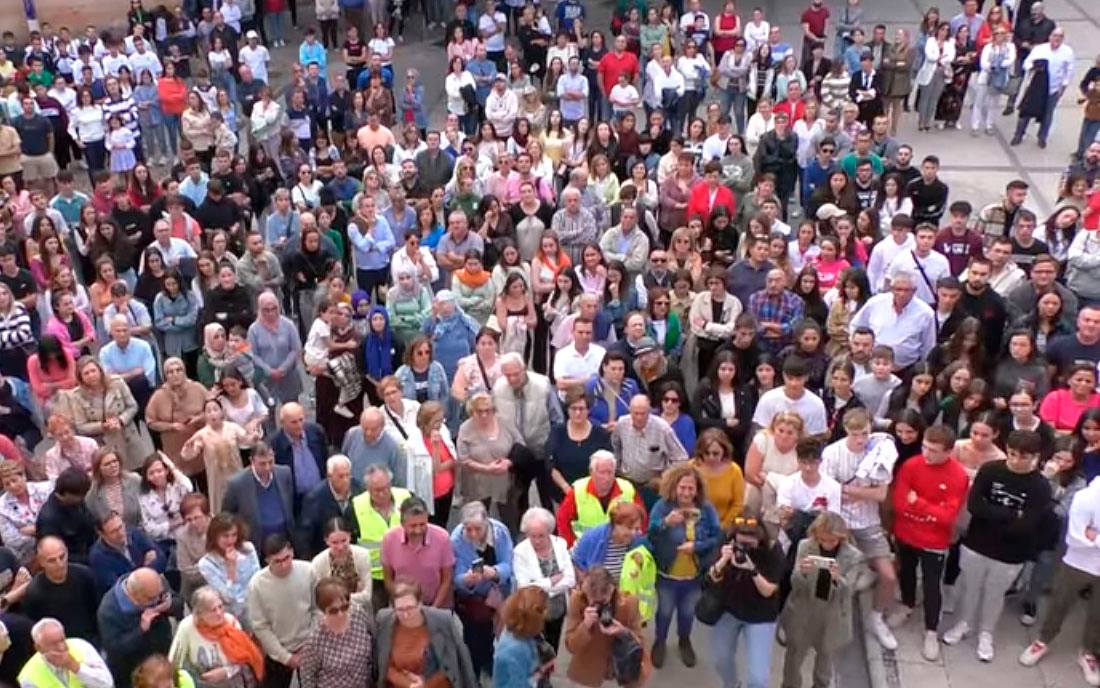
942,621,969,646
333,404,354,418
922,631,941,662
870,612,898,650
942,584,958,614
1019,640,1050,666
1080,652,1100,687
885,606,913,628
977,632,994,662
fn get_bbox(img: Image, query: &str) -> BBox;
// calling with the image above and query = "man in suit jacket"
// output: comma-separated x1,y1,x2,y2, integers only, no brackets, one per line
849,52,884,126
223,443,296,552
271,402,329,509
296,453,363,558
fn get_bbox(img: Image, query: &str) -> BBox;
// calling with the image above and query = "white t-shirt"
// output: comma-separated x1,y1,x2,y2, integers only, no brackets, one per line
609,83,640,112
752,387,828,435
777,472,843,514
239,44,271,83
303,318,331,367
480,12,507,52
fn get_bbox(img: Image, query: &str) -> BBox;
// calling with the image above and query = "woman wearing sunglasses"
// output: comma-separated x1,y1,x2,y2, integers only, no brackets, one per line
297,577,375,688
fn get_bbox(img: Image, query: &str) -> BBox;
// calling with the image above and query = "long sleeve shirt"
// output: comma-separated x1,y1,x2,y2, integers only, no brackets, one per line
611,416,688,483
1064,477,1100,576
892,455,969,551
1025,41,1075,94
349,214,396,272
98,339,156,387
849,292,936,368
19,638,115,688
246,561,319,663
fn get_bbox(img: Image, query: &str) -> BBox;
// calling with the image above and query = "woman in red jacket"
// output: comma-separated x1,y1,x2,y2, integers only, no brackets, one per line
156,61,187,158
686,160,737,229
890,423,969,663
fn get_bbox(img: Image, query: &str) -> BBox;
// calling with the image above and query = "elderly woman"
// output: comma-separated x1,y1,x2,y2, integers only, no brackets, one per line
494,586,554,688
394,336,449,403
246,291,304,405
451,328,503,405
420,289,479,384
310,517,374,611
0,460,53,565
386,268,434,346
299,577,375,688
376,578,478,688
197,514,262,627
42,414,99,480
181,399,258,513
456,392,524,528
61,356,151,470
451,501,515,680
139,452,194,548
548,387,614,498
169,585,266,687
406,401,458,526
647,464,722,668
86,446,144,528
377,375,422,449
780,512,869,688
177,493,213,604
513,506,576,651
563,565,652,688
146,357,208,475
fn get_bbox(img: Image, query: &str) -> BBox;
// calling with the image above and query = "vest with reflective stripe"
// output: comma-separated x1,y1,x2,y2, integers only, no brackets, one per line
18,641,87,688
572,477,636,539
618,545,657,622
352,487,411,579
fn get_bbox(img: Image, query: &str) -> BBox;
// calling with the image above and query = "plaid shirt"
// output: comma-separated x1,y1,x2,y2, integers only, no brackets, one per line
748,289,804,354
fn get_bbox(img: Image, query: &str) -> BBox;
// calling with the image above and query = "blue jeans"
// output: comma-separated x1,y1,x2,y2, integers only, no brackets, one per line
162,114,181,155
711,613,776,688
264,11,287,42
723,86,748,135
655,577,701,643
1077,118,1100,159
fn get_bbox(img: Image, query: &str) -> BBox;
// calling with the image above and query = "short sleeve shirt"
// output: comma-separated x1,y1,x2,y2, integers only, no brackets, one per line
12,114,51,156
380,524,457,608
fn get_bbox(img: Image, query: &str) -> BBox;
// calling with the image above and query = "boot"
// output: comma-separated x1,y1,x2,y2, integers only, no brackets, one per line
678,637,697,667
651,640,666,668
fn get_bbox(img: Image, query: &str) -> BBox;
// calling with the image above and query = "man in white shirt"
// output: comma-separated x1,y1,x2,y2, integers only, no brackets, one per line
1011,27,1075,149
644,54,685,114
678,0,711,33
238,31,271,84
701,116,733,162
100,43,130,77
485,75,519,138
752,357,828,437
479,0,508,67
777,438,842,519
220,0,244,32
850,270,937,369
553,317,607,397
867,214,916,293
126,36,163,79
961,235,1025,298
743,7,770,51
146,219,198,271
19,617,114,688
886,223,951,305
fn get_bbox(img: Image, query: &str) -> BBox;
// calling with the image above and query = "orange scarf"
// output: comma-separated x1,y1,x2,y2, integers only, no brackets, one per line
195,618,266,681
537,251,573,278
454,267,491,288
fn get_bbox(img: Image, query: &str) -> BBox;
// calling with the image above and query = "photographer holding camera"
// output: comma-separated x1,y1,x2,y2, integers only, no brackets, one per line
706,516,784,688
563,566,651,688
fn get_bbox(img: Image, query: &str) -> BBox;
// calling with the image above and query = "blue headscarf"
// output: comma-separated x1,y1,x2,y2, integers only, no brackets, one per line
351,290,371,320
364,305,395,379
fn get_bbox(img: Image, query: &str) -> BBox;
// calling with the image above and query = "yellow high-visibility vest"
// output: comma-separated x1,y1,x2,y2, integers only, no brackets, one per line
352,488,411,579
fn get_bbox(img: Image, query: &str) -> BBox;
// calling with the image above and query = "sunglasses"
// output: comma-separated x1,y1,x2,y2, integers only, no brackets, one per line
662,396,680,404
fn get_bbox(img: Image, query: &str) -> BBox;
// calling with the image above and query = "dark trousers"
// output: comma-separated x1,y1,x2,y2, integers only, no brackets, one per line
431,491,454,528
373,577,390,610
457,601,496,678
1038,561,1100,653
262,656,296,688
897,540,947,631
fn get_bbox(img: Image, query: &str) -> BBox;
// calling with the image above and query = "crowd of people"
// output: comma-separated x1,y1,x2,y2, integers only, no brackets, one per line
0,0,1098,686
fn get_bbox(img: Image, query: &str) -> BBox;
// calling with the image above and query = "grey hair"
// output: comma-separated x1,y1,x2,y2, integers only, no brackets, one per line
30,618,64,645
326,454,352,474
520,507,555,534
190,585,224,614
890,270,917,287
460,500,489,526
364,464,393,482
589,450,617,472
499,351,525,370
109,314,130,329
273,188,291,201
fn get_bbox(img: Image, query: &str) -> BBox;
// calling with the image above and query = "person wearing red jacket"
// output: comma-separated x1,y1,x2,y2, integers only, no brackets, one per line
888,424,969,662
686,161,737,229
555,450,647,548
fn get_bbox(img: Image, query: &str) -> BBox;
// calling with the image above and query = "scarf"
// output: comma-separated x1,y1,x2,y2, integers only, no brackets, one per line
351,290,371,320
454,267,491,288
537,250,572,279
203,323,230,371
365,305,395,379
195,618,266,681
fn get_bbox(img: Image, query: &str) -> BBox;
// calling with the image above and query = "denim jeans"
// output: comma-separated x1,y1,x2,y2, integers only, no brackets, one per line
162,114,181,155
723,86,748,134
140,123,169,160
264,11,287,43
711,613,776,688
655,577,702,643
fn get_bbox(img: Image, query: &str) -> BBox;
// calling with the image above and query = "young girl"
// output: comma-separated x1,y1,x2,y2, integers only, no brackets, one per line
778,319,829,394
940,377,993,438
880,362,939,427
823,358,864,444
813,236,851,293
107,115,137,179
953,410,1005,479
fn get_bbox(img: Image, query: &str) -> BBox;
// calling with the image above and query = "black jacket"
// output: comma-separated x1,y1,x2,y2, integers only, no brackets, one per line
297,478,364,558
200,284,255,332
35,494,97,564
693,379,754,459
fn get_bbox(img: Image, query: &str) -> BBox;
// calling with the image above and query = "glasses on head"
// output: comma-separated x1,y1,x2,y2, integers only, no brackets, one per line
732,517,758,526
325,602,351,616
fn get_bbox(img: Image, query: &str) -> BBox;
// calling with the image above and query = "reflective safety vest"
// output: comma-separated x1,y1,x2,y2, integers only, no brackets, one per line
572,477,636,540
18,641,87,688
178,670,197,688
352,488,411,579
618,545,657,622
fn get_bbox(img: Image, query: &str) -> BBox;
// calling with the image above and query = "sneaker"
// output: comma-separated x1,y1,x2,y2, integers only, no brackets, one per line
651,641,666,669
333,404,354,418
776,625,787,647
942,584,957,615
870,612,899,651
977,632,995,662
942,621,970,646
1019,640,1050,666
1003,104,1015,116
1080,652,1100,687
1010,135,1023,146
986,127,995,136
678,637,696,667
922,631,940,662
1038,139,1047,149
886,606,913,629
1020,602,1037,627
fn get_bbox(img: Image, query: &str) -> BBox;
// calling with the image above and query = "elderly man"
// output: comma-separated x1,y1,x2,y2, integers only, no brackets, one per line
352,465,411,608
223,443,296,551
748,268,805,355
18,618,112,688
96,567,181,687
237,230,285,295
492,352,563,525
99,313,156,410
850,270,936,371
434,210,485,286
22,538,99,645
599,206,650,282
556,450,647,548
147,219,198,271
552,187,599,266
88,512,165,596
246,534,318,688
297,454,363,558
271,402,327,501
612,395,688,507
381,496,455,608
342,407,406,485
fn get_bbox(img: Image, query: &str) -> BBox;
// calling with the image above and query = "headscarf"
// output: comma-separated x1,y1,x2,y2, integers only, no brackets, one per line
432,290,478,341
256,291,282,329
364,305,395,379
392,268,420,299
350,290,371,320
194,616,266,681
203,324,228,363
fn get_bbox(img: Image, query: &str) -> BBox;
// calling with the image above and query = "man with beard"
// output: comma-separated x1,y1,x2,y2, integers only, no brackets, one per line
958,256,1007,355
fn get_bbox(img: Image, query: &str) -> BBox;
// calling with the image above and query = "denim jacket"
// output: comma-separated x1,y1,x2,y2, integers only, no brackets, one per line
153,291,200,356
647,499,722,577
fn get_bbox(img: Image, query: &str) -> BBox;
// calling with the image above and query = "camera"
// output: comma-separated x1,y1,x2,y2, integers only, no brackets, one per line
732,545,749,566
598,603,615,627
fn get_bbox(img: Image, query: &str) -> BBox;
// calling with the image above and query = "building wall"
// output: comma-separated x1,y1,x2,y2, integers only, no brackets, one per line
3,0,131,41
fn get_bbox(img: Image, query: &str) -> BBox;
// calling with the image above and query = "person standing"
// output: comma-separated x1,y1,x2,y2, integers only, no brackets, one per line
246,534,318,688
1011,27,1075,149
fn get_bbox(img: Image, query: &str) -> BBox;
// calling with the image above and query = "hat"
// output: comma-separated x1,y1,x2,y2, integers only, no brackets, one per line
633,337,660,356
246,30,259,39
494,73,508,82
815,203,846,221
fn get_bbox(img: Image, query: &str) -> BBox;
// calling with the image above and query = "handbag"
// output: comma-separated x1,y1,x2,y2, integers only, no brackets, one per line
460,83,478,110
694,578,725,626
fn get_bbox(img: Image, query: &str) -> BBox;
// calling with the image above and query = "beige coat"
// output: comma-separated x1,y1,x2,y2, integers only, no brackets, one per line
61,377,153,470
780,538,872,652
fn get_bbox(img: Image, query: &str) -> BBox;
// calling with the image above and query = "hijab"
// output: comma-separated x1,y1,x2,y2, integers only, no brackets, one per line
364,305,395,379
203,324,228,365
393,268,420,299
432,290,477,340
257,291,282,329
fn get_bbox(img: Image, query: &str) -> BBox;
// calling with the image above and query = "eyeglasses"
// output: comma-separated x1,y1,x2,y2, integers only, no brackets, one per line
651,257,666,263
662,396,680,404
732,517,758,526
325,602,351,616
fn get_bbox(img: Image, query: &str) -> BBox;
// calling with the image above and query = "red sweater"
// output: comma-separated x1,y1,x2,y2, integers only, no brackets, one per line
892,455,969,551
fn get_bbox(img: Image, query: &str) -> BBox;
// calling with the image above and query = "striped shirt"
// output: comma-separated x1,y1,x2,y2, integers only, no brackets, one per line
821,438,882,530
101,95,141,138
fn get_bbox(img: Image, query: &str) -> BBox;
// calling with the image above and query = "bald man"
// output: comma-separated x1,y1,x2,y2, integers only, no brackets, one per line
96,567,181,687
21,537,100,644
272,401,329,501
341,407,406,486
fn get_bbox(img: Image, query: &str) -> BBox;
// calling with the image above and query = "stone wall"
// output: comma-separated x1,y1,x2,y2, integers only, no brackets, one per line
3,0,132,41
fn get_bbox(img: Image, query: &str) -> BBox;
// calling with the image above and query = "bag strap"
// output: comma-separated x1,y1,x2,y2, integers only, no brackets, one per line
910,250,938,307
476,355,491,392
383,403,409,440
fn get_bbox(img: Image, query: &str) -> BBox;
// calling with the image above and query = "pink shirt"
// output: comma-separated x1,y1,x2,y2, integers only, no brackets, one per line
1039,389,1100,432
380,523,456,607
814,257,851,292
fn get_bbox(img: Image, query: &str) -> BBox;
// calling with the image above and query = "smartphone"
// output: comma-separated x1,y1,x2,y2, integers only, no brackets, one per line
471,558,484,573
806,555,835,569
